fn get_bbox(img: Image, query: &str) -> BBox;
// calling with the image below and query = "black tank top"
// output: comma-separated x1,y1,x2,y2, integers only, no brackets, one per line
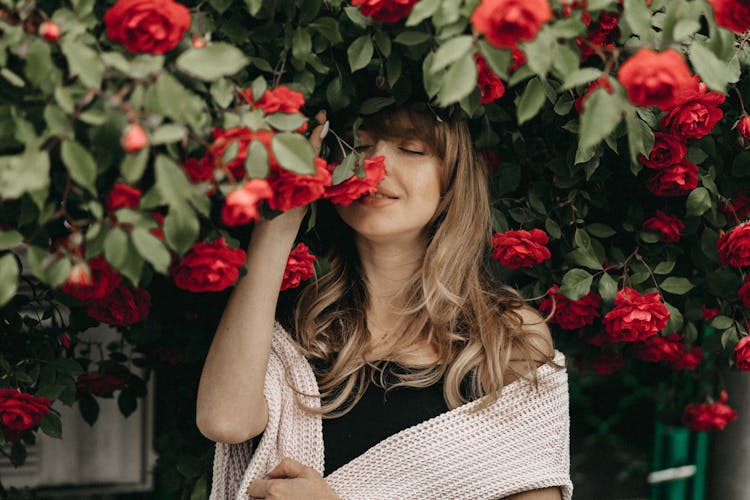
321,366,449,475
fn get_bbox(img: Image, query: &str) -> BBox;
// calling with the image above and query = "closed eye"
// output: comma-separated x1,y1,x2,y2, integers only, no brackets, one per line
399,147,425,155
355,144,374,153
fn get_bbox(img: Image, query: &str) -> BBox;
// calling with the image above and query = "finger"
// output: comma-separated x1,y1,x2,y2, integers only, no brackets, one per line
309,123,325,157
247,478,271,498
266,457,308,479
315,109,327,125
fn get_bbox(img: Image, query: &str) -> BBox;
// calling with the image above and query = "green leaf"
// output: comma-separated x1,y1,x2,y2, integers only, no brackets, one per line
430,36,474,73
120,148,150,183
622,0,654,42
118,390,137,417
61,141,98,196
406,0,440,26
578,90,625,151
347,35,374,72
0,231,23,250
438,54,477,106
625,110,654,169
521,28,555,78
686,187,711,217
40,413,62,439
545,218,561,239
271,133,316,175
710,315,734,330
79,394,99,426
561,68,602,90
689,42,740,94
244,0,263,15
660,277,695,295
191,475,208,500
26,246,70,287
155,155,194,208
210,0,234,13
131,228,171,274
104,228,129,269
517,77,546,125
566,248,603,270
164,205,200,256
559,268,593,300
0,149,50,200
586,223,616,238
598,272,618,303
360,97,396,115
176,43,249,81
653,261,675,274
0,253,19,307
721,325,739,350
266,113,307,132
245,140,270,179
478,42,511,80
394,31,431,46
61,40,104,89
150,124,187,145
308,18,343,44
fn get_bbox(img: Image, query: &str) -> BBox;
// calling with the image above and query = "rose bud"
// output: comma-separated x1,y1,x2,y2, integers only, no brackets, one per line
121,123,149,152
39,21,61,42
738,115,750,142
192,36,207,48
67,261,93,287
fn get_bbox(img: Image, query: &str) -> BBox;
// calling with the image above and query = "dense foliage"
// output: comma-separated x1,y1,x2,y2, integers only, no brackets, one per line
1,0,750,496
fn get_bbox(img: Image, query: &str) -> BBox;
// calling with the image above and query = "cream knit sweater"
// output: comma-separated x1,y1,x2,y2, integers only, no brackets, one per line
211,322,573,500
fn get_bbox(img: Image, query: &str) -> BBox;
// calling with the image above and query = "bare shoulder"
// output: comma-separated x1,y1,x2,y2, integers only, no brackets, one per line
513,305,555,359
504,306,556,385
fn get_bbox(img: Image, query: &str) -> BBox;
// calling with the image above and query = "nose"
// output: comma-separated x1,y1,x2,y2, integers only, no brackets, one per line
372,140,391,174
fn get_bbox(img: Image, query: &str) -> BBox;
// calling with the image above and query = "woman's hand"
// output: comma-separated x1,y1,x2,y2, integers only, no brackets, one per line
253,110,329,232
247,457,340,499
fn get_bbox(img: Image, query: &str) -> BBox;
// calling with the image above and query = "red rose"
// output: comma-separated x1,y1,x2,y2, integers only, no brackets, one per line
642,210,685,243
578,11,620,61
281,243,317,291
76,373,129,396
671,345,704,370
509,46,526,73
700,305,719,320
183,157,214,183
539,284,601,330
720,190,750,222
578,329,608,347
351,0,420,22
738,115,750,141
603,287,670,342
481,149,500,174
659,79,725,140
59,332,71,349
475,53,505,104
61,257,122,302
631,333,684,363
617,49,697,111
491,229,551,269
707,0,750,33
574,76,613,114
638,132,687,170
682,391,737,432
240,86,305,114
325,156,387,205
734,336,750,370
172,238,247,292
590,350,624,376
206,127,276,181
39,21,61,42
86,285,151,326
646,160,699,197
104,0,191,54
471,0,551,49
738,275,750,308
222,179,273,226
267,157,332,211
0,389,52,442
121,123,149,152
717,221,750,267
107,183,142,212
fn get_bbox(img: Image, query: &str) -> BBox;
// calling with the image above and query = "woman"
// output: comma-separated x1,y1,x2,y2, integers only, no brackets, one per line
197,107,572,500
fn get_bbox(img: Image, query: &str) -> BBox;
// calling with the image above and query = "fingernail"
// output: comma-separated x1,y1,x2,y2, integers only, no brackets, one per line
320,120,330,140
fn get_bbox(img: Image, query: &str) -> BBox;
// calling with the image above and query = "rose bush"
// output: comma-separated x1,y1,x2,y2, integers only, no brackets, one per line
1,0,750,495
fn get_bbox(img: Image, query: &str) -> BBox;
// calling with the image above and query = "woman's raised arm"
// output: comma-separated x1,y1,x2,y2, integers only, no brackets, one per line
195,114,327,444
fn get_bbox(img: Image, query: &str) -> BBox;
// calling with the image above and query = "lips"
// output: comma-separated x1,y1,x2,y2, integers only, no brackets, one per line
372,187,398,198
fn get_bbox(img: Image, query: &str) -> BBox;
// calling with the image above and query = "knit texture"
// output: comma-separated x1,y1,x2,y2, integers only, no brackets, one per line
210,322,573,500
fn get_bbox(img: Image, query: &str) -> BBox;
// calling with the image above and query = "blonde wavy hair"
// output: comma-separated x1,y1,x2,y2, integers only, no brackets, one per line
279,106,555,418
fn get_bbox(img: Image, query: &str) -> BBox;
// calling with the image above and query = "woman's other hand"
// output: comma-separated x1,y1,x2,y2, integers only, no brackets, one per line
247,457,340,499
